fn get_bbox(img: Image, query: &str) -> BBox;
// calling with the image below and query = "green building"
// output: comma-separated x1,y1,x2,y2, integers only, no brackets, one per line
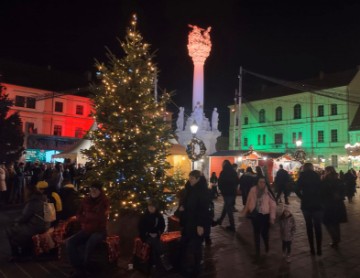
229,69,360,171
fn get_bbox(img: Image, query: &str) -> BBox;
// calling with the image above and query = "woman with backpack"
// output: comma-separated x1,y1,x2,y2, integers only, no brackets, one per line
5,184,50,261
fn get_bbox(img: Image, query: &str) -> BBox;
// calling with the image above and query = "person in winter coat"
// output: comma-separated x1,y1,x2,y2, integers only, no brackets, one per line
343,169,357,203
66,181,110,278
295,162,324,256
279,206,296,263
177,170,211,277
215,160,239,231
239,167,256,206
59,179,81,221
209,172,219,199
321,166,347,248
138,200,172,271
275,164,290,205
241,177,276,261
36,181,62,226
5,184,50,261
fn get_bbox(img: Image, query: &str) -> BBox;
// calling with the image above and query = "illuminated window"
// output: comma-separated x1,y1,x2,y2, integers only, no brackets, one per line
76,105,84,115
318,130,324,143
298,132,302,140
244,117,248,125
318,105,324,117
275,133,283,144
331,129,338,142
259,109,265,123
55,102,63,112
292,132,297,143
26,97,36,109
275,107,282,121
331,155,338,168
258,135,261,145
330,104,337,115
294,104,301,119
244,138,248,146
263,135,266,145
54,125,62,136
15,96,25,107
75,128,84,138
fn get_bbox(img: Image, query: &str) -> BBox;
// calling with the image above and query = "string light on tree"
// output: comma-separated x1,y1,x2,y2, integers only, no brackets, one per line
82,14,179,219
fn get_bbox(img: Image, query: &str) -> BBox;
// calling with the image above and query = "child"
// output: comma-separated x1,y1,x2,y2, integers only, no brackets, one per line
279,205,296,263
138,200,172,271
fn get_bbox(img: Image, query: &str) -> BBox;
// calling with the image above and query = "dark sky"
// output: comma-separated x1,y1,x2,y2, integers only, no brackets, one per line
2,0,360,134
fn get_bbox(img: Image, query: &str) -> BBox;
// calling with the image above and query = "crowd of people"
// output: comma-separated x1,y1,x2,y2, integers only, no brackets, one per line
2,158,358,277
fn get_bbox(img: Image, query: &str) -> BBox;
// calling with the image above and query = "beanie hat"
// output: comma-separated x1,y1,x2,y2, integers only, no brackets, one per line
90,181,103,191
36,181,49,189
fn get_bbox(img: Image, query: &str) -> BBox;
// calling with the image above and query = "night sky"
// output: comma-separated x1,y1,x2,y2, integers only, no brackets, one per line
2,0,360,135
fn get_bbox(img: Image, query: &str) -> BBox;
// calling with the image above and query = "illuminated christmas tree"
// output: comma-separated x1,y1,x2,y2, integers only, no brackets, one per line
83,15,177,217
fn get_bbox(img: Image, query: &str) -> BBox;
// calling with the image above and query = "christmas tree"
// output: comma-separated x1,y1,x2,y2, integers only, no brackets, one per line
0,87,25,163
83,15,177,217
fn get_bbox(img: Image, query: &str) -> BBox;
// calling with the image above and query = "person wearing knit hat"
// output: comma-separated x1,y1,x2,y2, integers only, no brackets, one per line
36,181,62,225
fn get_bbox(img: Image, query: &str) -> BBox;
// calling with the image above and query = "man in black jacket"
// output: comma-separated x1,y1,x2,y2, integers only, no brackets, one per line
178,170,211,277
275,164,290,205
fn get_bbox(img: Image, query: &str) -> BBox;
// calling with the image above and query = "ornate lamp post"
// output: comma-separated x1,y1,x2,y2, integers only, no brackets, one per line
187,121,206,170
294,140,306,163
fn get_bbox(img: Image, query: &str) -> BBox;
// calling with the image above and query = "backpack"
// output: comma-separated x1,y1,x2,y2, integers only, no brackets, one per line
36,200,56,223
43,201,57,222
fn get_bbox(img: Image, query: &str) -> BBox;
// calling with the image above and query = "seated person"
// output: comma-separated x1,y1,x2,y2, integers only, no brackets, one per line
138,200,172,271
66,181,109,278
36,180,62,226
59,179,81,220
5,184,51,261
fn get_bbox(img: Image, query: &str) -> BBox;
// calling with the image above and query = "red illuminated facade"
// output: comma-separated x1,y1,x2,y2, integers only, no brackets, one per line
2,83,94,160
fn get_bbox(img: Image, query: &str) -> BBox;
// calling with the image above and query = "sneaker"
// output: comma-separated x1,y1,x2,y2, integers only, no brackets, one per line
286,255,291,263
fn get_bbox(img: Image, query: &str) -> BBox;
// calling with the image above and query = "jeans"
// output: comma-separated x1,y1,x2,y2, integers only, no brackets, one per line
178,234,203,277
218,195,235,228
276,184,288,204
66,230,106,269
302,209,323,253
251,213,270,255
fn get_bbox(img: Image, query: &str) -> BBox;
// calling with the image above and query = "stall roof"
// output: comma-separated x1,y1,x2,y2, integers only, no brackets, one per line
209,150,289,159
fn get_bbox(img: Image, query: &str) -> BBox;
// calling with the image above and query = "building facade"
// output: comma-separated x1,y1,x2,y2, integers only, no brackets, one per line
2,83,94,162
229,70,360,171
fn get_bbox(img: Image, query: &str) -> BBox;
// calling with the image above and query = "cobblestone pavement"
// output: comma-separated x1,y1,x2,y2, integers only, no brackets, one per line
1,192,360,278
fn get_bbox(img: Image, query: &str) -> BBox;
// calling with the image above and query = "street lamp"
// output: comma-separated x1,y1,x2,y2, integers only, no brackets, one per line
190,121,199,137
294,139,306,163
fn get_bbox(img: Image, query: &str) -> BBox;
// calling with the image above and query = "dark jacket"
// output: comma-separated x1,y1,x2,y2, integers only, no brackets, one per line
295,170,323,210
218,164,239,196
275,168,289,185
59,184,81,220
7,191,50,245
239,172,255,192
77,192,109,234
322,176,347,224
138,210,165,241
180,177,212,237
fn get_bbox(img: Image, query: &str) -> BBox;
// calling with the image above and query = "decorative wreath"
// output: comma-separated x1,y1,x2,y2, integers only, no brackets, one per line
186,137,207,161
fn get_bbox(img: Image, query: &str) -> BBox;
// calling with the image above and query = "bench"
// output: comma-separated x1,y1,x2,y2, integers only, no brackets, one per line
32,217,120,263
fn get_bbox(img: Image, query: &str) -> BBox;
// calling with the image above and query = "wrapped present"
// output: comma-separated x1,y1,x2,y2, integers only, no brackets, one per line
133,237,150,262
106,235,120,263
32,229,56,256
160,231,181,243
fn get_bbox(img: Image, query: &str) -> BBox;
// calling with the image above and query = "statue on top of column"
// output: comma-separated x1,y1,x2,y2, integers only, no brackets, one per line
187,25,212,65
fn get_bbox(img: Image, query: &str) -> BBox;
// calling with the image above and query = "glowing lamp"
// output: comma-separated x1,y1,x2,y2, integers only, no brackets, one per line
190,121,199,135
